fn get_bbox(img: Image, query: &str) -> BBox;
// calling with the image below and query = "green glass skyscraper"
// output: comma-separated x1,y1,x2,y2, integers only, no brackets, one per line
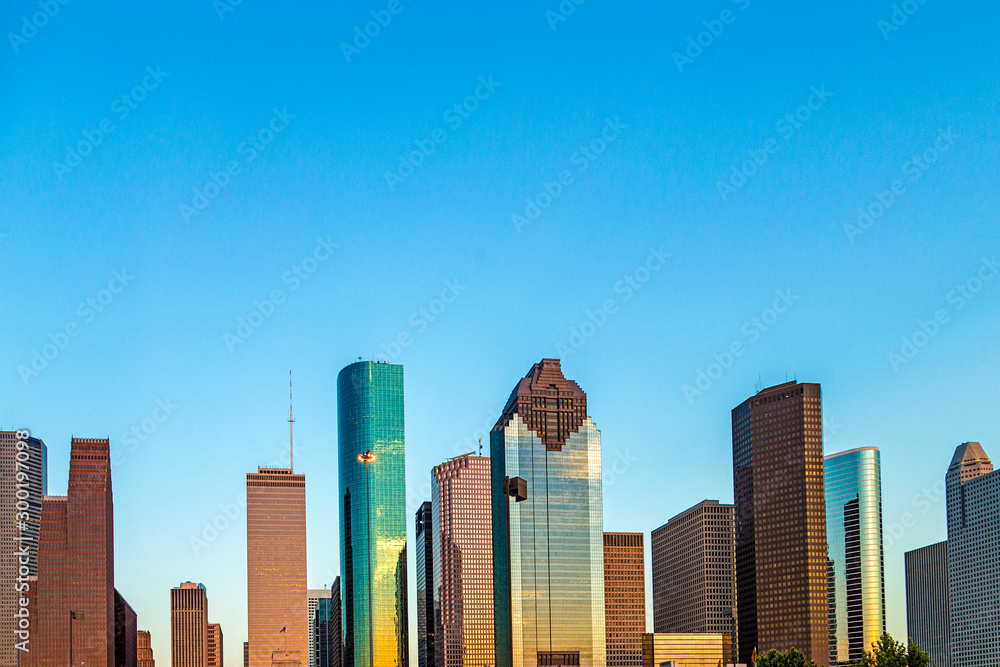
491,359,605,667
824,447,885,665
338,361,408,667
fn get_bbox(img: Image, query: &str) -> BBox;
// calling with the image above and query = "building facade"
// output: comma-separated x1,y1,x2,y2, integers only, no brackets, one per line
824,448,885,665
247,468,307,667
650,501,735,662
314,584,341,667
338,360,408,667
945,442,1000,667
0,430,46,667
432,455,495,667
416,502,435,667
115,589,138,667
208,624,223,667
732,381,829,665
905,541,950,667
640,634,732,667
171,582,209,667
30,437,115,667
491,359,605,667
138,631,155,667
603,533,645,667
309,590,332,667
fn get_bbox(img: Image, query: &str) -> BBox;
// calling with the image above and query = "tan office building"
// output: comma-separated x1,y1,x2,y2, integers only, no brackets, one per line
247,467,307,667
172,582,209,667
208,623,223,667
604,533,645,667
138,631,156,667
640,634,731,667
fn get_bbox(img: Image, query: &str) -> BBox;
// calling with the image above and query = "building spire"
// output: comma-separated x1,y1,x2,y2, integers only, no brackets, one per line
288,370,294,472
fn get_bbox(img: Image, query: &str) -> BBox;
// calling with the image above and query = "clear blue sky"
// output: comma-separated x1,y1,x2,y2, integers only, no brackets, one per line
3,0,999,662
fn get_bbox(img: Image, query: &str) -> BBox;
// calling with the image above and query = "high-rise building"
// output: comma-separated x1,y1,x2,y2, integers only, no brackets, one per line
30,437,115,667
945,442,1000,667
115,589,138,667
171,582,208,667
138,631,156,667
0,430,46,667
330,578,342,667
338,360,408,667
905,541,950,667
415,502,435,667
247,467,307,667
314,583,341,667
824,447,885,665
432,454,495,667
603,533,645,667
309,590,332,667
208,624,223,667
491,358,605,667
640,634,732,667
732,381,829,665
650,501,736,662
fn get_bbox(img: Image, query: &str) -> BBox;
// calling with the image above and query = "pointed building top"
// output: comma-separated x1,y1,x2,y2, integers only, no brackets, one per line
495,358,588,451
949,441,992,472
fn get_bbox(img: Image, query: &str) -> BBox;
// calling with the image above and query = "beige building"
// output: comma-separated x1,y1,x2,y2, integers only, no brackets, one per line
640,634,731,667
604,533,646,667
208,623,223,667
138,630,156,667
247,468,307,667
172,583,209,667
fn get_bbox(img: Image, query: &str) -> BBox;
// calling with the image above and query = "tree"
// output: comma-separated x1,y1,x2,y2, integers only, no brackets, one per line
755,647,820,667
853,633,932,667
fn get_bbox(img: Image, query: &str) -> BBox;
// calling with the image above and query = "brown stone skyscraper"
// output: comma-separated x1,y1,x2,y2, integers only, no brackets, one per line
603,533,645,667
171,582,208,667
138,631,156,667
247,467,307,667
208,623,224,667
31,437,115,667
732,381,828,665
432,454,494,667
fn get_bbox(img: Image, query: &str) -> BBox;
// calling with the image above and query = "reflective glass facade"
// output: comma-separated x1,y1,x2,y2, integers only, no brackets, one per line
491,359,605,667
824,448,885,665
338,361,408,667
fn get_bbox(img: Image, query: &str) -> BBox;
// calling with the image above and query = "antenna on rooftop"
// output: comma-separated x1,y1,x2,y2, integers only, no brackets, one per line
288,370,294,473
479,438,483,456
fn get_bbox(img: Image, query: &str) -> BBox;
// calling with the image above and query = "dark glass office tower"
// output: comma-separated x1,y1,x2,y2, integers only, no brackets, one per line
905,542,951,667
416,502,435,667
338,361,408,667
491,359,605,667
732,381,829,665
824,448,885,665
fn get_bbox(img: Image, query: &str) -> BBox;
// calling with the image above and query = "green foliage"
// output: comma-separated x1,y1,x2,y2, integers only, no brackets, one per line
755,647,820,667
852,633,932,667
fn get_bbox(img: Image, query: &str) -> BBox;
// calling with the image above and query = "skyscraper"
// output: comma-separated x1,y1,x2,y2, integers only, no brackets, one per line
309,590,332,667
824,447,885,665
247,467,307,667
650,501,736,662
491,358,605,667
338,360,408,667
208,624,224,667
603,533,645,667
945,441,1000,667
330,578,342,667
115,589,138,667
0,430,46,667
415,502,435,667
30,437,115,667
138,631,156,667
905,542,951,667
432,454,495,667
732,381,829,665
171,582,208,667
314,585,341,667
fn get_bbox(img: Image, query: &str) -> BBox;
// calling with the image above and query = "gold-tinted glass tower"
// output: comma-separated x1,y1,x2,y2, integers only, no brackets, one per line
247,467,307,667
